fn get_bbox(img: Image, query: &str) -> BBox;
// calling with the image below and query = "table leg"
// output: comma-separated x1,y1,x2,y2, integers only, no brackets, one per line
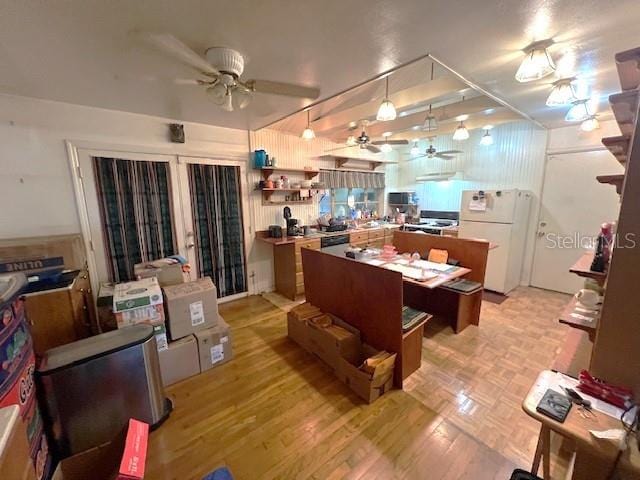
531,425,551,478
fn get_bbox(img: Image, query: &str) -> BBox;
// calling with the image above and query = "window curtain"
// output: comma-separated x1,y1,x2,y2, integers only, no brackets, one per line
319,169,385,189
188,164,247,297
93,157,175,282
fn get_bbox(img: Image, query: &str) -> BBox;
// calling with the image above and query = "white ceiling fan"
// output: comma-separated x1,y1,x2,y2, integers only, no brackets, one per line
410,136,462,160
142,33,321,111
325,121,409,153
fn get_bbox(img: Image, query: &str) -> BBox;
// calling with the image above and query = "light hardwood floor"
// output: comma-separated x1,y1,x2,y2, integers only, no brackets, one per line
146,287,570,479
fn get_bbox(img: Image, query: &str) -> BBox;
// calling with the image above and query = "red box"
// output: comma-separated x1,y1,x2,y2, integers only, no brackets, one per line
118,419,149,480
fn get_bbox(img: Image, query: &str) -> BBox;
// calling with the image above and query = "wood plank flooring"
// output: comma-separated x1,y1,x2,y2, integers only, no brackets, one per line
146,287,570,479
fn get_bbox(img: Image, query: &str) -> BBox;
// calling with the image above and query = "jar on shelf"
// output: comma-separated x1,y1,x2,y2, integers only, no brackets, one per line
281,175,289,189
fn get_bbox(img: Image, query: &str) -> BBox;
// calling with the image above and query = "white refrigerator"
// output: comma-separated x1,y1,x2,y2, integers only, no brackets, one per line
458,189,532,294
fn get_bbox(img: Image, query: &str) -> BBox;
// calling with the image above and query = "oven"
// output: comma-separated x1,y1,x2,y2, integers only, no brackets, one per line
320,234,350,249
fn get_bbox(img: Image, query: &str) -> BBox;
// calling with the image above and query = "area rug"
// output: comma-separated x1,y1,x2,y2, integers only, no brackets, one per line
482,290,508,305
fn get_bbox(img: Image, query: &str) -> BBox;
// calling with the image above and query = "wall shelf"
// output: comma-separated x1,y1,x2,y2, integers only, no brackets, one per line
319,154,397,171
559,297,599,337
256,167,319,181
596,174,625,194
569,252,607,282
609,90,638,136
615,46,640,91
601,135,630,165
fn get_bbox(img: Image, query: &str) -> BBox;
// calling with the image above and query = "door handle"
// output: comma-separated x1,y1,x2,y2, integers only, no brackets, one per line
537,231,546,238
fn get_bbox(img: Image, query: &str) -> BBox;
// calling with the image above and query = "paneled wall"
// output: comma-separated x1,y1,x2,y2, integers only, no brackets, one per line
397,120,548,284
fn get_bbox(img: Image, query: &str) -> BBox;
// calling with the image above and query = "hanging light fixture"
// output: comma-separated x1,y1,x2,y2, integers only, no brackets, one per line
346,135,357,146
380,143,393,153
580,115,600,132
410,140,420,156
423,64,438,131
546,78,576,106
301,109,315,140
480,125,494,146
376,76,397,121
565,99,591,122
452,113,469,141
515,39,556,83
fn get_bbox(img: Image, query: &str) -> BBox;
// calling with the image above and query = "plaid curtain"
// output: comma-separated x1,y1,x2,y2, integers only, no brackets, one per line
319,169,385,189
93,157,176,282
188,164,247,297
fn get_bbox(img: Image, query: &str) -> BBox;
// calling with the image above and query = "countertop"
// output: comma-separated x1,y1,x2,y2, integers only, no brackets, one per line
256,223,402,245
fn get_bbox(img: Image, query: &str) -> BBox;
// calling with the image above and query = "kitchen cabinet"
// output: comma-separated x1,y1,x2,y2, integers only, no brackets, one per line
350,228,394,249
273,238,321,300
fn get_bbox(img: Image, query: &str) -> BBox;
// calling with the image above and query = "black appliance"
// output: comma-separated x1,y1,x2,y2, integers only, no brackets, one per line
268,225,283,238
388,192,415,205
319,224,348,232
286,218,300,236
420,210,459,222
320,234,350,249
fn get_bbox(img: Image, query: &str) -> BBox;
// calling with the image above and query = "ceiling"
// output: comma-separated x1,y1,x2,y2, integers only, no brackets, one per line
1,0,637,131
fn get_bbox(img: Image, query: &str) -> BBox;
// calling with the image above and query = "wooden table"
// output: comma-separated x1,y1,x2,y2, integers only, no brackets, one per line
522,370,640,479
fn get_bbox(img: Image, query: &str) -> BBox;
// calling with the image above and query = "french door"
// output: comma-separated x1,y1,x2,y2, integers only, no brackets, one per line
76,148,250,300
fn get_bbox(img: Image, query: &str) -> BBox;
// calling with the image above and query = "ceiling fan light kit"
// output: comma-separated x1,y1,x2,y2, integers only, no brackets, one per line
376,76,397,121
546,77,576,106
515,39,556,83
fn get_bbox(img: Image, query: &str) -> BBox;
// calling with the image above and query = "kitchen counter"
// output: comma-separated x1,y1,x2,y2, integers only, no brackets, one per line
255,223,402,245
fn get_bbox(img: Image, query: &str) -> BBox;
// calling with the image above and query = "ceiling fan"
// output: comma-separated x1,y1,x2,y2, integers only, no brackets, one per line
411,137,462,160
326,121,409,153
141,33,321,111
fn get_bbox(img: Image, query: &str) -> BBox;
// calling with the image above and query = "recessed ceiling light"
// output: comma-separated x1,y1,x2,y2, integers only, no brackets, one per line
515,39,556,83
455,114,469,122
348,121,358,129
412,125,421,131
382,131,393,137
482,124,494,130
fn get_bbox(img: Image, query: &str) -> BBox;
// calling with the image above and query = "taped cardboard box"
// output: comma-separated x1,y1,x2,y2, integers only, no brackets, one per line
134,259,184,287
287,311,360,371
113,278,165,327
158,335,200,386
337,345,396,404
195,316,232,372
163,277,218,341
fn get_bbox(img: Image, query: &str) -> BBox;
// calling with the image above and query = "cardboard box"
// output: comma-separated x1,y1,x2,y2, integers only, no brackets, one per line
195,316,232,372
113,277,165,327
163,277,218,341
337,344,396,404
51,419,148,480
158,335,200,386
134,259,184,287
287,311,360,371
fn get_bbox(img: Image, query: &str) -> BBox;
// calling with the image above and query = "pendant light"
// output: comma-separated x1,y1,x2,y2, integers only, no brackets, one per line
480,125,494,146
380,143,393,153
580,115,600,132
453,121,469,141
346,135,357,146
515,39,556,83
301,109,315,140
376,76,397,121
410,140,420,156
565,99,591,122
423,64,438,131
546,78,576,106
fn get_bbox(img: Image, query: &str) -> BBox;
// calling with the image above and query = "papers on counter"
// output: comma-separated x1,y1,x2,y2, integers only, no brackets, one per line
383,263,439,281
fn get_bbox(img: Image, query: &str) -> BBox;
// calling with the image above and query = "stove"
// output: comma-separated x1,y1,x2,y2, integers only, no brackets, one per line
403,210,459,234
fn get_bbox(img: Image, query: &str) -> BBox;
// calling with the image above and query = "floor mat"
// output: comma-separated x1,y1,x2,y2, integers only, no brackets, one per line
482,290,508,304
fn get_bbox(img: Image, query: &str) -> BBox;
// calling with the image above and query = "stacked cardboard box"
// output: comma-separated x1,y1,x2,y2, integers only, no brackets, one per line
112,277,168,351
158,277,233,386
134,258,185,287
288,303,396,403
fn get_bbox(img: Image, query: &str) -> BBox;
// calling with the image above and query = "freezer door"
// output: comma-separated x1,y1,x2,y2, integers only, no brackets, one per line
460,189,519,224
458,221,514,293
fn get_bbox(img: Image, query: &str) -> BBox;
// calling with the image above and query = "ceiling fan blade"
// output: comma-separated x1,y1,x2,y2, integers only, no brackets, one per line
371,139,409,145
173,78,202,85
141,33,219,75
437,150,463,155
325,145,358,152
366,145,382,153
436,154,454,160
247,79,320,99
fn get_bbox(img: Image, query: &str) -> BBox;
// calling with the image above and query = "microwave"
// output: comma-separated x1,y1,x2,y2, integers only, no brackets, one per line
388,192,415,205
